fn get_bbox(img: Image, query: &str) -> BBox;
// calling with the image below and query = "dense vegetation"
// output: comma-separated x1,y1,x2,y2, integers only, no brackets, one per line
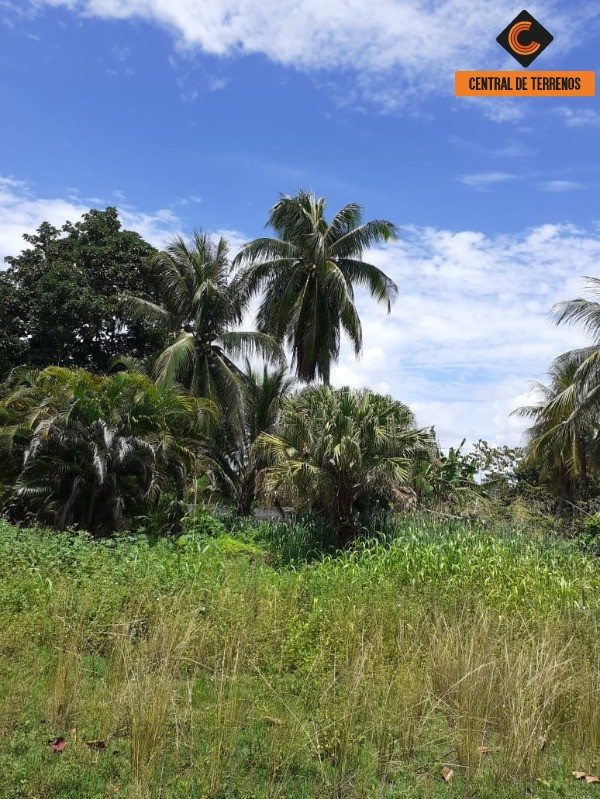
0,194,422,545
2,195,600,539
1,517,598,799
0,193,599,798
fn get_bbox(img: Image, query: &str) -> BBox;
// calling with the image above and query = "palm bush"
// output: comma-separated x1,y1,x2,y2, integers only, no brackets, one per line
207,360,295,515
0,367,215,532
234,191,398,383
256,386,435,546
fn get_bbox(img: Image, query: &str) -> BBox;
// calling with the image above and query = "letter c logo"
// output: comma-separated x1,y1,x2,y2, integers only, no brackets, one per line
508,21,540,55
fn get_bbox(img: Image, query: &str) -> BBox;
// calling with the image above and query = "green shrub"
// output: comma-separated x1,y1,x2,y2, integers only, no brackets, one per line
182,509,228,538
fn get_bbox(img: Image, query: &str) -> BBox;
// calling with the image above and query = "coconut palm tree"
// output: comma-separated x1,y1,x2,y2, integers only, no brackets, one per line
551,276,600,409
256,386,435,547
207,360,295,515
121,232,283,419
0,367,216,532
512,353,597,515
234,191,399,384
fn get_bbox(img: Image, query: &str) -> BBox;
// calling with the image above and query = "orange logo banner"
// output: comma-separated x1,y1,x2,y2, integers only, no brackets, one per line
455,71,595,97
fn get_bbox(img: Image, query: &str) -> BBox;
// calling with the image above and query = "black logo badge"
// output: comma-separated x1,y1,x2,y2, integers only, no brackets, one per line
497,10,554,68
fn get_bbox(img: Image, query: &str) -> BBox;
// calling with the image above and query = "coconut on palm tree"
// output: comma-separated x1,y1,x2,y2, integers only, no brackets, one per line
234,191,399,384
121,232,283,418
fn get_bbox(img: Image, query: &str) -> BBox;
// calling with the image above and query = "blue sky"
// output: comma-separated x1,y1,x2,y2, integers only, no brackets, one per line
1,0,600,447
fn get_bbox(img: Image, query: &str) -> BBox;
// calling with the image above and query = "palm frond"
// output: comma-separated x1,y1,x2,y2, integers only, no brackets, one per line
330,220,398,259
339,259,398,308
218,331,285,365
119,294,175,329
154,333,196,389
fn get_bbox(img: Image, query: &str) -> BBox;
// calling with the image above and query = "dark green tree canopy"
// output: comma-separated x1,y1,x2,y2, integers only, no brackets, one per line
0,278,28,379
1,207,164,374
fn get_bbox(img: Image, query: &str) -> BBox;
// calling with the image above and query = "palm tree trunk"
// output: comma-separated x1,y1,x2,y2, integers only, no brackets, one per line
333,490,356,548
170,465,186,535
237,470,256,517
86,493,96,532
554,482,566,523
579,434,588,500
336,516,357,548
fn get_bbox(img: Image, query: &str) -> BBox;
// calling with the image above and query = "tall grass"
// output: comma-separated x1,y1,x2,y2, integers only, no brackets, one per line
0,517,598,798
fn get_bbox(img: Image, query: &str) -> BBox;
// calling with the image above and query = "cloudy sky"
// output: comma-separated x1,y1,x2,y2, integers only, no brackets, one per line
1,0,600,448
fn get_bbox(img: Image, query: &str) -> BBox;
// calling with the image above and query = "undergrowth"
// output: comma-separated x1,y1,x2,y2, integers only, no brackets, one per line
0,516,598,799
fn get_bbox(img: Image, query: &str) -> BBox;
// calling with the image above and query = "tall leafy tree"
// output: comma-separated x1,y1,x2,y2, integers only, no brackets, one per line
2,208,163,372
234,191,399,384
0,367,215,533
121,232,283,418
0,278,28,380
256,386,434,546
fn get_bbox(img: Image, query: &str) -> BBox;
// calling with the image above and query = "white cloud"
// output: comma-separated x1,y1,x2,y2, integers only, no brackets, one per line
332,222,600,447
459,171,516,189
494,142,533,158
555,107,600,128
0,176,88,267
212,227,248,255
112,44,131,61
470,97,527,124
29,0,591,113
119,207,182,246
208,76,229,91
539,180,585,192
0,176,182,264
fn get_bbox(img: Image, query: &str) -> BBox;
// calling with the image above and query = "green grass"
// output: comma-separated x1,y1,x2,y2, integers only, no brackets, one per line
0,516,598,799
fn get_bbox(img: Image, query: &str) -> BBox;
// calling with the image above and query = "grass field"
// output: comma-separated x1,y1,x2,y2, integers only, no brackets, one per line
0,516,598,798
